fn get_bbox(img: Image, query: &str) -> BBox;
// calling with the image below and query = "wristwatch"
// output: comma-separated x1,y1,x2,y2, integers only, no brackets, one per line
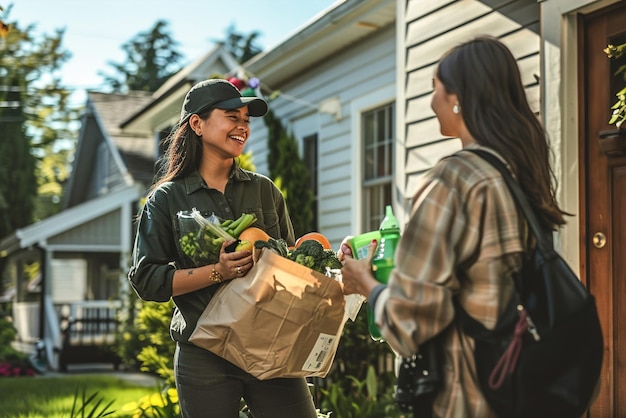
210,265,223,283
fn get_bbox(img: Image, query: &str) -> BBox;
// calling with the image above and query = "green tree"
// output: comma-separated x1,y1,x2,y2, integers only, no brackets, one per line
100,20,184,93
263,109,314,237
0,85,35,236
0,5,75,236
217,23,263,64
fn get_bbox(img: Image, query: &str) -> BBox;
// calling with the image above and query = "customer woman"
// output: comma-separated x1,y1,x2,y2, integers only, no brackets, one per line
128,78,318,418
340,36,568,417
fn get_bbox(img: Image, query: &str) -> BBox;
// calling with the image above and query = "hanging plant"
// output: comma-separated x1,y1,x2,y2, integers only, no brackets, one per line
604,42,626,128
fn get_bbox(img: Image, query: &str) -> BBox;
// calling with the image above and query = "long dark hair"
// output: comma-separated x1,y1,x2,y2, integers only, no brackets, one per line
437,36,567,230
149,109,213,197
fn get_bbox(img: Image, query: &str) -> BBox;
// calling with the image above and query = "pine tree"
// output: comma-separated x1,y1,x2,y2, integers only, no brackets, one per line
0,79,36,237
263,109,314,237
218,24,263,63
0,7,74,237
99,20,184,93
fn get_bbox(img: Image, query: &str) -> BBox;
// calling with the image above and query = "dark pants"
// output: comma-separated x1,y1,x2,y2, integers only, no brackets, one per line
174,343,318,418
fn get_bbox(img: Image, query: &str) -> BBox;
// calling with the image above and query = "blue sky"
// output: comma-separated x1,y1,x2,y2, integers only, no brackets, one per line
7,0,338,103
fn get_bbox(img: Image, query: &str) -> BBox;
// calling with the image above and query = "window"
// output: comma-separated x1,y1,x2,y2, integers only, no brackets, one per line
303,134,318,230
362,103,394,232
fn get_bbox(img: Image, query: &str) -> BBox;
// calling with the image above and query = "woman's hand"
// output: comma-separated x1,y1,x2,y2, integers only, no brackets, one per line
340,240,380,298
217,240,253,280
337,235,354,262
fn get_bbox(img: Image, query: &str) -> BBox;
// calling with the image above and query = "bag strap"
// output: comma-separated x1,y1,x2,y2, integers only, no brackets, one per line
465,148,554,257
460,148,548,389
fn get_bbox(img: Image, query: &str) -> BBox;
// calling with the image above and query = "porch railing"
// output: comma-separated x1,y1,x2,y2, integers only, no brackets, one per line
55,300,122,371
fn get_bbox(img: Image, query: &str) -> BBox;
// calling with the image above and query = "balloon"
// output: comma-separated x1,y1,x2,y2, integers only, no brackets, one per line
228,77,246,90
241,87,256,97
248,77,260,89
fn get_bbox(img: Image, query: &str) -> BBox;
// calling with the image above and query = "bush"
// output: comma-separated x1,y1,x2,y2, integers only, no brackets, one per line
134,300,175,386
119,384,180,417
0,314,37,377
319,365,404,418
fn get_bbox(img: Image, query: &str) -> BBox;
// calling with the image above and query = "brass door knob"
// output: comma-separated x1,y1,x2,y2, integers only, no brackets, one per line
592,232,607,249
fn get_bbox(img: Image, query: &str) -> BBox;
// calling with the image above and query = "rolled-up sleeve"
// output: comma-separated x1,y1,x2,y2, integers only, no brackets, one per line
128,188,177,302
376,178,465,357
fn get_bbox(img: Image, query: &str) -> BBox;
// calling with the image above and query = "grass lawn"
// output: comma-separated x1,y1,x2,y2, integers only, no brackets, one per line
0,374,160,418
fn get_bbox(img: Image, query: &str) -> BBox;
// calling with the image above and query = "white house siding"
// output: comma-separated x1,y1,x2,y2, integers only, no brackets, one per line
399,0,540,221
247,25,396,247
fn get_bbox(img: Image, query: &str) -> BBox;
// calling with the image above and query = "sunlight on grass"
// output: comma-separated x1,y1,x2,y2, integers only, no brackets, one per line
0,374,159,418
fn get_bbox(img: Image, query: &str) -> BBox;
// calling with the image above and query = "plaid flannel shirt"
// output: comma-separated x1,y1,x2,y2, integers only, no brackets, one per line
375,144,528,418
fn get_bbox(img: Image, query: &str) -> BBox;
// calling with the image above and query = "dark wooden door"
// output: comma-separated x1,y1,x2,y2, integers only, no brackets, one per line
580,3,626,417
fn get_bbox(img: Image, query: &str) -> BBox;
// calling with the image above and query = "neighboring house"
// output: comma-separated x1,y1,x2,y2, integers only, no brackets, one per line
1,0,623,413
0,89,153,370
0,44,241,370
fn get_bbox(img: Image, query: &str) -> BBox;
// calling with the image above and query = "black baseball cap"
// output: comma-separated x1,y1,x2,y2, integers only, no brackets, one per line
179,79,268,125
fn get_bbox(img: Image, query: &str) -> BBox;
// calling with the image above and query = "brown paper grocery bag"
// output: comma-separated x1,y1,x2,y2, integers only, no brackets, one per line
189,249,346,380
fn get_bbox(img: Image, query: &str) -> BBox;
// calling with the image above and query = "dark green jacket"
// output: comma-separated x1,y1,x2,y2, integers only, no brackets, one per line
128,165,295,343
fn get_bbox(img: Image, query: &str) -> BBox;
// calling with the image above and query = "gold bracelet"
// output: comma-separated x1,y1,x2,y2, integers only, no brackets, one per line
209,264,223,284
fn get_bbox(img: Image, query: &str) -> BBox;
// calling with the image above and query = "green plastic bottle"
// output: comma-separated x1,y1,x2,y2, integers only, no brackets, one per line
368,205,400,342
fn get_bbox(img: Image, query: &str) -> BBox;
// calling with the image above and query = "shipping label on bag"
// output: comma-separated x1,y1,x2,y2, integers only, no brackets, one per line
188,248,354,380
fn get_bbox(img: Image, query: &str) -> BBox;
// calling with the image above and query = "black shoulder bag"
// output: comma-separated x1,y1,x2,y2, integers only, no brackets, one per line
458,149,603,418
394,333,444,417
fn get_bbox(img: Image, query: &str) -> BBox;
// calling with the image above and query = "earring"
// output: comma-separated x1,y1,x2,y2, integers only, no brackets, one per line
453,104,460,114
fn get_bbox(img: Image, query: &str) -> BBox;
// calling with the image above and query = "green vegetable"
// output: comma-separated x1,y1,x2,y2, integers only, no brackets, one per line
252,237,342,274
254,238,290,257
294,254,315,268
229,213,256,237
178,212,259,266
320,249,343,270
178,224,223,265
287,240,341,274
289,240,325,261
222,213,257,238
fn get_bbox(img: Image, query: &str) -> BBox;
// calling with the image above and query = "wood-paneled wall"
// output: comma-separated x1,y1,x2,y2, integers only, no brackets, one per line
401,0,541,200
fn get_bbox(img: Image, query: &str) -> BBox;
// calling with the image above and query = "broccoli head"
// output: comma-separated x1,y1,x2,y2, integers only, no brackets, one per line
295,253,316,269
320,249,342,270
289,239,325,261
288,239,341,273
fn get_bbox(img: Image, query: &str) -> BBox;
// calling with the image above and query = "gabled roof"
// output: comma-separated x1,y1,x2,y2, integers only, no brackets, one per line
90,91,157,186
245,0,396,88
90,91,155,163
64,91,153,208
0,184,144,255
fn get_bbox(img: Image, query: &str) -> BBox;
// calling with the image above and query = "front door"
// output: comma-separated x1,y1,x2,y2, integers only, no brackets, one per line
580,3,626,417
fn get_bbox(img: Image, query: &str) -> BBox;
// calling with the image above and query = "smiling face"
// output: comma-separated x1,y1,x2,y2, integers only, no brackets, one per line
190,106,251,159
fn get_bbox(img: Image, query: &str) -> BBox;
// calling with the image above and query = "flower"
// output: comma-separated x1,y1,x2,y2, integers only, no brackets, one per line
0,360,36,377
606,42,626,128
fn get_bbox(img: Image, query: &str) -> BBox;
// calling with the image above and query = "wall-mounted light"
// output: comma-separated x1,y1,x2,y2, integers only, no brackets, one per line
319,96,342,121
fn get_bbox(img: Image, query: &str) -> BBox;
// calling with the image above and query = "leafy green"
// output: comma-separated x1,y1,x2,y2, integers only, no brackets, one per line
253,237,290,257
287,240,342,274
